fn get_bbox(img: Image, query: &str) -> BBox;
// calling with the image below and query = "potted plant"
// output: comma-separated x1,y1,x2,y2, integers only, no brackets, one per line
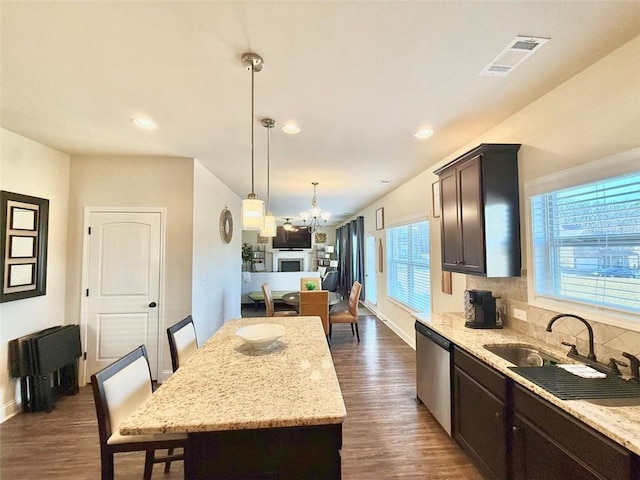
304,281,317,291
242,243,252,271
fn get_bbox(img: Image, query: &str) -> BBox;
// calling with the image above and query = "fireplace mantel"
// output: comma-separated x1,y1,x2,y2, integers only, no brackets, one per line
272,250,312,272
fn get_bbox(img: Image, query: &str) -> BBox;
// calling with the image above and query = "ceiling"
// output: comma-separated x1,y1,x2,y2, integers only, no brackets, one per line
3,2,640,226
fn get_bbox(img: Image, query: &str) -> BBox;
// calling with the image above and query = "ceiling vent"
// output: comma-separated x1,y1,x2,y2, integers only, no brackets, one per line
480,36,549,77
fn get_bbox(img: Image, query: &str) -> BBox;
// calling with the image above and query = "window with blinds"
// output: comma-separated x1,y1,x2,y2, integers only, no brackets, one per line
386,220,430,313
531,171,640,315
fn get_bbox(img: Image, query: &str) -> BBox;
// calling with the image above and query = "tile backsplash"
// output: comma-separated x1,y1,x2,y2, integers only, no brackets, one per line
466,276,640,376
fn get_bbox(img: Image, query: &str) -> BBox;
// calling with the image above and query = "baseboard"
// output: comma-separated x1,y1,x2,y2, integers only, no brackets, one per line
371,308,416,350
1,399,20,424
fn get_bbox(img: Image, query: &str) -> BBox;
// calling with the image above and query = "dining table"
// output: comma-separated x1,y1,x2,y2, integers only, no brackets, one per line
119,316,346,479
281,291,343,308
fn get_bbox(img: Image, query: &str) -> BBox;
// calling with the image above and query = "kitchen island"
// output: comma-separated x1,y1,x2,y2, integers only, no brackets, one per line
120,316,346,479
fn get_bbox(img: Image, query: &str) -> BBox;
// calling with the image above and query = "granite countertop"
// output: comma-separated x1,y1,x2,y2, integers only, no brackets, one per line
120,316,346,436
416,313,640,456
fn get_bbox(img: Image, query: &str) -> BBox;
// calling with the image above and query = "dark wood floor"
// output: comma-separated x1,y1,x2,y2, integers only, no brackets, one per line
0,307,482,479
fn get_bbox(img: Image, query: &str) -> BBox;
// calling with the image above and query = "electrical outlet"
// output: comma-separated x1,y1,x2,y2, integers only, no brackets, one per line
513,308,527,321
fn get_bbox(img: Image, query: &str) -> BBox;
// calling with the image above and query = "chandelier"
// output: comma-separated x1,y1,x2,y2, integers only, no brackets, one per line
240,52,265,231
299,182,331,233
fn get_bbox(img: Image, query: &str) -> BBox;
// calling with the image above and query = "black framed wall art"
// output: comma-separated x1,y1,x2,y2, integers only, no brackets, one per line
0,191,49,302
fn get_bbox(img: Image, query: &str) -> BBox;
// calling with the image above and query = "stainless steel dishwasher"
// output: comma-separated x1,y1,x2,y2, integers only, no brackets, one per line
415,320,452,435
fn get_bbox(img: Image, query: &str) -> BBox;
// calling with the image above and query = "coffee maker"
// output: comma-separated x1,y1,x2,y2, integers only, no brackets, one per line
464,290,501,329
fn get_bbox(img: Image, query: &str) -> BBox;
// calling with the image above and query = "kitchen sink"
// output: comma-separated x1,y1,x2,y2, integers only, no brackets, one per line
508,365,640,401
484,344,560,367
483,344,640,403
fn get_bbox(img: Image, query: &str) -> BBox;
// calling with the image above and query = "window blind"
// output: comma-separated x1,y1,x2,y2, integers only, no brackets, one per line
386,220,431,313
531,171,640,315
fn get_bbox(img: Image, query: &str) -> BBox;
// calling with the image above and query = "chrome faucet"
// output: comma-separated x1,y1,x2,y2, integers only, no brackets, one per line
546,314,596,362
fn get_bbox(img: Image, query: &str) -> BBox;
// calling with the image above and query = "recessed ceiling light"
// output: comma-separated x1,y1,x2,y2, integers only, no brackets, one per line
414,128,434,139
381,180,391,184
132,117,157,129
281,123,300,135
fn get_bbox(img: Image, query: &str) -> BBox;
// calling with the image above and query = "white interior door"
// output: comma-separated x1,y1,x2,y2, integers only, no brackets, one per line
365,236,377,306
85,211,162,380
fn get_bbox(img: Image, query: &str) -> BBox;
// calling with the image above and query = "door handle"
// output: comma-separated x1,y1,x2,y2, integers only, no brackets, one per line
149,302,157,308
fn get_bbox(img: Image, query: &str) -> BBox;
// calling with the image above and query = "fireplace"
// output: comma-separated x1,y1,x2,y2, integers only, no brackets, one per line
279,259,302,272
272,251,311,272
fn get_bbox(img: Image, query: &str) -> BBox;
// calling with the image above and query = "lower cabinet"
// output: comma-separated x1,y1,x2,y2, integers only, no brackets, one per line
453,346,510,480
512,413,604,480
452,346,640,480
512,384,639,480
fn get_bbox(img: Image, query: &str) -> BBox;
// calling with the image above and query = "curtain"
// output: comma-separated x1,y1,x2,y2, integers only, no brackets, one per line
353,216,365,300
335,216,365,298
335,226,342,289
336,223,351,294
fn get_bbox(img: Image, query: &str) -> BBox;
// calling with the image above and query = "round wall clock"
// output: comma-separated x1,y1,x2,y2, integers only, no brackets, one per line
220,208,233,244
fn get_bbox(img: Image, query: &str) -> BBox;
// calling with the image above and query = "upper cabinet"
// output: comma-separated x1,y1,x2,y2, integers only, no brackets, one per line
434,144,521,277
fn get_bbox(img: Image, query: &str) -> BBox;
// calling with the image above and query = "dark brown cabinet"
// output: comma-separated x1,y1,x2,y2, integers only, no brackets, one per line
452,345,640,480
512,384,639,480
453,346,510,480
512,413,605,480
434,144,521,277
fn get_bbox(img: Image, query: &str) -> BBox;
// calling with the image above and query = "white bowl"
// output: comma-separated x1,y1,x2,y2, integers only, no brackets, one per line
235,323,286,349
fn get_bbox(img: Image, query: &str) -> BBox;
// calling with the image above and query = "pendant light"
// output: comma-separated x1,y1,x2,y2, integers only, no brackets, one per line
260,118,277,237
241,52,265,231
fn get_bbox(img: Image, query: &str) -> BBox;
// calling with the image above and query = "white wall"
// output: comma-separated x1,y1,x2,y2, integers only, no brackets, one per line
192,160,241,347
358,171,466,346
359,33,640,349
0,129,70,421
66,155,194,381
0,139,245,416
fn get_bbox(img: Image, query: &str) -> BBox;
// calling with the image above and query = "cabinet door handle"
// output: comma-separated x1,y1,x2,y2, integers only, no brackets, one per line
512,425,519,434
495,411,501,419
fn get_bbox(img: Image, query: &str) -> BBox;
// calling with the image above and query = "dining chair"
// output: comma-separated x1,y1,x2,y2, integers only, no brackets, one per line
321,270,339,292
167,315,198,372
300,277,321,291
299,290,330,337
262,283,298,317
329,281,362,342
90,345,186,480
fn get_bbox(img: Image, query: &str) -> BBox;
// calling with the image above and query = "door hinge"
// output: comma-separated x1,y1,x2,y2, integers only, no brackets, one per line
86,289,89,297
88,226,91,235
83,352,87,361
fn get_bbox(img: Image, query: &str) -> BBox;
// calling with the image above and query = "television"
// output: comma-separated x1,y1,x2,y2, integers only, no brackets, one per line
272,226,312,249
